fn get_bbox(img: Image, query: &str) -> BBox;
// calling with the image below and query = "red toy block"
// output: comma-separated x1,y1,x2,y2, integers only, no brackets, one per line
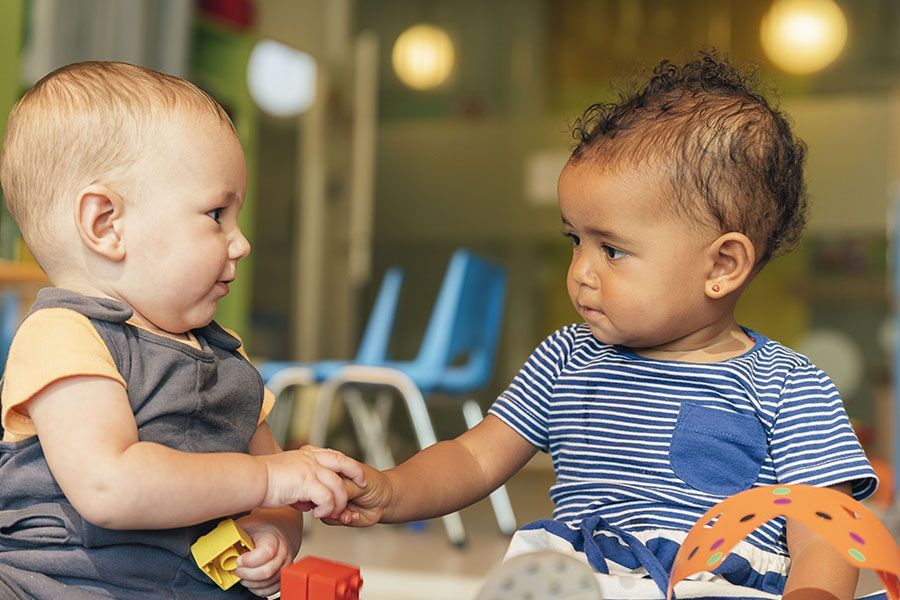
281,556,332,598
309,561,363,600
281,556,363,600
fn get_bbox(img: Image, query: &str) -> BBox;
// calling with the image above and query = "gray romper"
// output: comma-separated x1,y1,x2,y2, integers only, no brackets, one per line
0,288,264,599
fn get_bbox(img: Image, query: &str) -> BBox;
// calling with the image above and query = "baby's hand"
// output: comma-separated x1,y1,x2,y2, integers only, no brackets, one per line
232,515,295,597
259,446,366,519
324,463,391,528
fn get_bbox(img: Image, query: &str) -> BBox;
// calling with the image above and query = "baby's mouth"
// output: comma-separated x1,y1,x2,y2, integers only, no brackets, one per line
579,304,604,318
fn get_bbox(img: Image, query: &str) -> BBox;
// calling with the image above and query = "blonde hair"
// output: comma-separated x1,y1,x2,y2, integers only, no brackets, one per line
0,61,234,270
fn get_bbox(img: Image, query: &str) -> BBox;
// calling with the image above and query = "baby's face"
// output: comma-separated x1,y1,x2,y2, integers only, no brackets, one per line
558,160,718,351
114,112,249,335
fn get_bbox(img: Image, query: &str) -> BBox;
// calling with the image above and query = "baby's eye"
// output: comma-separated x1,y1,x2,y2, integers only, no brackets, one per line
206,208,224,223
561,231,581,247
603,244,627,260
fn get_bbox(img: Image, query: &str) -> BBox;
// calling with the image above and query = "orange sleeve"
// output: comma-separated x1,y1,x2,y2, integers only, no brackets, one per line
259,388,277,426
224,327,275,425
1,308,126,442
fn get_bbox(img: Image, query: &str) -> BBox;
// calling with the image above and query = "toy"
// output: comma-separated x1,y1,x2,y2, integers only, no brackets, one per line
281,555,363,600
190,518,255,590
667,484,900,600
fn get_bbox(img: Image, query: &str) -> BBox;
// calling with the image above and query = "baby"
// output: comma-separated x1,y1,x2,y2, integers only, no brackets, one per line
337,53,877,600
0,61,365,599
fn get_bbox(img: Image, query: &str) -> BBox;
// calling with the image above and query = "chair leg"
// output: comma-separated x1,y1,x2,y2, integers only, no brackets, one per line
369,390,397,469
308,375,342,448
462,399,518,535
373,389,394,438
344,387,396,470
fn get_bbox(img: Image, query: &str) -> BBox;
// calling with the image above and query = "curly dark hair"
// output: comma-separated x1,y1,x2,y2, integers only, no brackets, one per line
570,51,808,266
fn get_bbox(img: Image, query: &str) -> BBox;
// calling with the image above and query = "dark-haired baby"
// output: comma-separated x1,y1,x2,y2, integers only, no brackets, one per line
336,53,876,600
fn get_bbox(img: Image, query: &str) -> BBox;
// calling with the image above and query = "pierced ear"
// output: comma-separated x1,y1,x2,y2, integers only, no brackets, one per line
705,232,756,299
75,185,126,261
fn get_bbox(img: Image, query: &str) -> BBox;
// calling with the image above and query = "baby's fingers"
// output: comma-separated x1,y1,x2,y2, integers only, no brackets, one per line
311,469,348,518
235,541,275,570
339,509,360,525
305,478,337,519
233,544,282,595
343,476,366,498
306,447,366,487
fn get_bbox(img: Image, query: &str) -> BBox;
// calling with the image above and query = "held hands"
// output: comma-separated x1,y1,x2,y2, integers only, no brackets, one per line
324,462,393,527
259,445,366,519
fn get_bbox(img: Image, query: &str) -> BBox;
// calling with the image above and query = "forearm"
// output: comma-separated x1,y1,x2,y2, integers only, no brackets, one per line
381,415,539,524
339,417,535,528
379,438,490,522
74,441,269,529
783,483,858,600
782,543,858,600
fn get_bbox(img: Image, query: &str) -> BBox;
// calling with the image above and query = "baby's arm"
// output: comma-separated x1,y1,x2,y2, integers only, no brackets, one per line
339,415,537,526
782,482,858,600
28,375,364,529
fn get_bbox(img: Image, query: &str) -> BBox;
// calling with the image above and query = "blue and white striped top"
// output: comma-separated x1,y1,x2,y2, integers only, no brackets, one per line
489,324,876,561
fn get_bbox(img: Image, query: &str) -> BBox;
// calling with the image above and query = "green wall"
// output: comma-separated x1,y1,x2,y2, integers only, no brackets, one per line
191,18,259,342
0,0,23,141
0,0,24,261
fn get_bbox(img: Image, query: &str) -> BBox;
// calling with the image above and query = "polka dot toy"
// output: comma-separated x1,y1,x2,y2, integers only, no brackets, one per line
667,484,900,600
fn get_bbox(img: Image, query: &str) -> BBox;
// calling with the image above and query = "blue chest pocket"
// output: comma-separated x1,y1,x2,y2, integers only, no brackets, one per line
669,403,766,496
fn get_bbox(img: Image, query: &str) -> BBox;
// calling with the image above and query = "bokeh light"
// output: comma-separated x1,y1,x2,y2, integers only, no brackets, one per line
247,39,317,117
391,24,455,90
760,0,848,75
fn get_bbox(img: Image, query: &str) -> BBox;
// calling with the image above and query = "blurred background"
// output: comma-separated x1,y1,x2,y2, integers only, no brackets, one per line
0,1,897,597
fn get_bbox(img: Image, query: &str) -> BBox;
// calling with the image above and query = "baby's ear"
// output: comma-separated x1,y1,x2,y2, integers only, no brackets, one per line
74,185,126,261
705,232,755,299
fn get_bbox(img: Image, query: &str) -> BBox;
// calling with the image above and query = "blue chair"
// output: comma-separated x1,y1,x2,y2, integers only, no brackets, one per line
309,249,516,546
257,266,404,447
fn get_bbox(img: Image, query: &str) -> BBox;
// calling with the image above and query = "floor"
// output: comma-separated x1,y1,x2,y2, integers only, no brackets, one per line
297,462,895,599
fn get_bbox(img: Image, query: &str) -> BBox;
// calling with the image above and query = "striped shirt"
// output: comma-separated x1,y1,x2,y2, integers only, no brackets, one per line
489,324,876,557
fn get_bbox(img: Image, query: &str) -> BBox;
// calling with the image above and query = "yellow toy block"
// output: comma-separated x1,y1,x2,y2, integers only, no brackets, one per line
191,518,255,590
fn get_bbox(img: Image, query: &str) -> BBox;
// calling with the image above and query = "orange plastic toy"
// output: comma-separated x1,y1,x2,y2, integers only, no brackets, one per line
667,484,900,600
281,555,363,600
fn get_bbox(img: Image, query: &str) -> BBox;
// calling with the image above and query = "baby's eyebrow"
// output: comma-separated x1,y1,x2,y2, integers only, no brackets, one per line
562,217,632,246
214,191,242,205
588,229,632,247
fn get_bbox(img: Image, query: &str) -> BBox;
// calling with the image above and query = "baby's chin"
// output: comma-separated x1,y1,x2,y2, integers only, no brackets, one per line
151,312,215,336
585,326,623,347
586,327,657,350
